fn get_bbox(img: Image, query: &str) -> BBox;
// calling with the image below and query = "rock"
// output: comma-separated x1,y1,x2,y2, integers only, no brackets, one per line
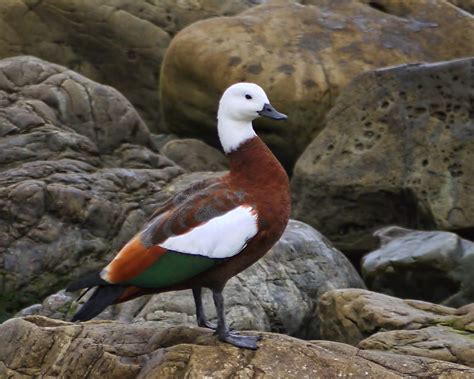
292,57,474,254
1,316,474,378
448,0,474,14
362,226,474,307
0,0,259,129
161,0,474,169
319,288,457,345
18,220,365,339
160,138,228,172
359,326,474,368
319,289,474,367
0,56,183,319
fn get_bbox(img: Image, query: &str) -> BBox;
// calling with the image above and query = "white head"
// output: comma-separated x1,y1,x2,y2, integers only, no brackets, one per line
217,82,287,154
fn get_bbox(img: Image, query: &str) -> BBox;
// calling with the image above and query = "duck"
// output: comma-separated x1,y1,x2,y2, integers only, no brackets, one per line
67,82,291,350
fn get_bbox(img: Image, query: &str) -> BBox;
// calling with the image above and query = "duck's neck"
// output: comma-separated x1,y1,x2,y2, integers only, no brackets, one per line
217,118,256,154
226,136,289,189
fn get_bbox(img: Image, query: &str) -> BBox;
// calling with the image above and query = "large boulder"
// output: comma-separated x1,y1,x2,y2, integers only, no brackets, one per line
161,0,474,169
362,226,474,307
1,316,474,378
0,0,259,129
0,56,184,319
319,289,474,367
19,220,366,339
292,57,474,254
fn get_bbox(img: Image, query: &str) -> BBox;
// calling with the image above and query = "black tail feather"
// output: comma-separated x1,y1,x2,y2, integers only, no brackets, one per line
66,271,109,292
71,285,126,322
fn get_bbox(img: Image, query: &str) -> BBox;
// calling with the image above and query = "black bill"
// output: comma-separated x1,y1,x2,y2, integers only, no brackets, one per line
257,103,288,120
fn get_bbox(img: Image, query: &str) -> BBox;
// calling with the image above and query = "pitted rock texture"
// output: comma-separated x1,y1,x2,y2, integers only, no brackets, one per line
160,138,228,172
0,56,183,319
1,316,474,378
0,0,260,129
20,220,365,340
362,226,474,307
319,289,474,367
292,57,474,253
161,0,474,169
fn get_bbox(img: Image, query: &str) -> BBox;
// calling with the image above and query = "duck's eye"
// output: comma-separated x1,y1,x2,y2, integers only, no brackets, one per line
245,94,252,100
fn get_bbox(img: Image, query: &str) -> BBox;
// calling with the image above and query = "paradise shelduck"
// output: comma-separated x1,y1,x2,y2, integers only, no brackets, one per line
67,82,290,349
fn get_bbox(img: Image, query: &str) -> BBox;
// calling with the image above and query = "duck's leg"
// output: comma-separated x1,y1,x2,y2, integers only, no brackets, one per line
212,288,261,350
192,287,217,329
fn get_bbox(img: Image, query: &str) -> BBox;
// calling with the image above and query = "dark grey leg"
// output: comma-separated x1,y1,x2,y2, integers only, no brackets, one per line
192,287,217,329
212,288,261,350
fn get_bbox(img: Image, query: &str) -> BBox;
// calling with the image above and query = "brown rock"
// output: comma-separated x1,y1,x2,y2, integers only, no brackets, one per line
448,0,474,14
359,326,474,368
319,289,474,367
1,315,474,378
161,0,474,169
319,288,457,345
160,138,228,172
0,0,258,129
292,57,474,253
0,56,183,319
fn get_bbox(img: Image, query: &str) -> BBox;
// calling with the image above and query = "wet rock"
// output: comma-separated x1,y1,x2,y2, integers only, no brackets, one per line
19,220,365,339
319,289,474,367
362,226,474,307
292,57,474,254
160,138,228,172
1,315,474,378
161,0,474,169
0,0,259,129
0,56,183,319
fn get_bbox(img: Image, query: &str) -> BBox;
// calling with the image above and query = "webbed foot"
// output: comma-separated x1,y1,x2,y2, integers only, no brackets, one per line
197,318,217,330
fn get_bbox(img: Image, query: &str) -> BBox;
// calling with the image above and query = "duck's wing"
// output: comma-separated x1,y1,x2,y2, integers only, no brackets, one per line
101,182,258,287
146,176,222,221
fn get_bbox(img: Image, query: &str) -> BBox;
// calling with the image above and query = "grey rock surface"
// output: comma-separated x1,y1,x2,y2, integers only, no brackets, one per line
292,57,474,254
362,226,474,307
0,56,183,319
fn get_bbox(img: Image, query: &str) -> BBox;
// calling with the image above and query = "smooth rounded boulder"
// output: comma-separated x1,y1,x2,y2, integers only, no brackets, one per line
161,0,474,169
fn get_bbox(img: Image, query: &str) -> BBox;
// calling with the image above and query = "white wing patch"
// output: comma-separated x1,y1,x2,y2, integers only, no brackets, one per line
159,205,258,259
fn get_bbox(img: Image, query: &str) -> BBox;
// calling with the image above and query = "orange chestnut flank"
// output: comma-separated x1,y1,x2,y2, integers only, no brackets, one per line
67,83,290,350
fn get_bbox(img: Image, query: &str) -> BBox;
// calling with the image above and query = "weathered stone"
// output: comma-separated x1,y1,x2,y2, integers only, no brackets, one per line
362,226,474,307
1,316,473,378
319,288,474,368
0,0,259,129
19,220,365,340
292,57,474,253
359,325,474,368
0,56,184,320
160,138,228,172
161,0,474,169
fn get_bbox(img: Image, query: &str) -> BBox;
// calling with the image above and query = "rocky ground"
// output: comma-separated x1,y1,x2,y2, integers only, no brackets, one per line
0,0,474,378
